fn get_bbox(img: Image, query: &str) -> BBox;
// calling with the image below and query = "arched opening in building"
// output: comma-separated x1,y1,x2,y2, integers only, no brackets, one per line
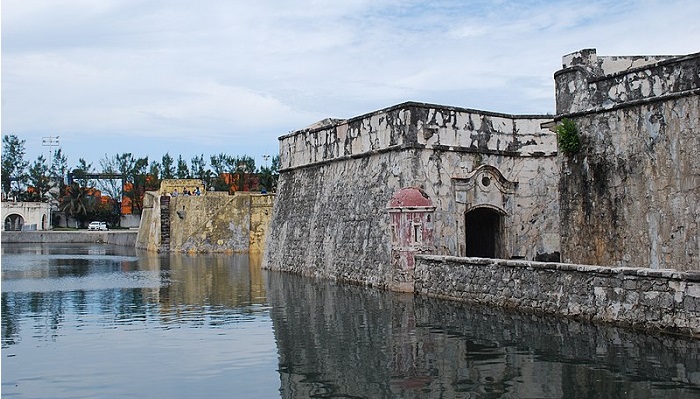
4,214,25,231
42,214,47,230
465,207,502,258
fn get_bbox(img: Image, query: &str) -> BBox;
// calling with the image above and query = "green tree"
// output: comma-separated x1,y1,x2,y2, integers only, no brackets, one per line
50,148,68,201
258,155,280,192
72,158,95,188
1,134,29,198
161,153,175,179
147,160,162,192
191,154,211,187
59,183,93,227
97,154,124,201
26,155,52,202
233,155,256,191
209,153,233,191
116,154,149,214
556,118,580,155
176,155,190,179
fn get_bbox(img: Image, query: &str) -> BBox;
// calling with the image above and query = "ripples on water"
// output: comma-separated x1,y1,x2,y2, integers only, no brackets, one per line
2,243,700,398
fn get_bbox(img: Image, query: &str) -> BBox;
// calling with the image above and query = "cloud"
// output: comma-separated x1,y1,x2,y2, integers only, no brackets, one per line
3,0,699,167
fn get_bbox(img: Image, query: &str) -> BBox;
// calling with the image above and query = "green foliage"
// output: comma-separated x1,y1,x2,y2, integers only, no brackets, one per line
1,134,29,197
161,153,175,179
176,155,189,179
59,183,91,226
259,155,280,192
556,118,580,155
26,155,52,202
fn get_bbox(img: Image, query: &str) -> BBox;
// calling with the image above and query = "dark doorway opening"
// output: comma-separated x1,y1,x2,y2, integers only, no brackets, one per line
4,214,24,231
465,207,501,258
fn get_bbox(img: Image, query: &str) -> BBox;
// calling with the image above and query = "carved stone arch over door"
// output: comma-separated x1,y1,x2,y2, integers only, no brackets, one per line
452,165,517,258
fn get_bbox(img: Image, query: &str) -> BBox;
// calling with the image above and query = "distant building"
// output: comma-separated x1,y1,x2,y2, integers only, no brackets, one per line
2,201,52,231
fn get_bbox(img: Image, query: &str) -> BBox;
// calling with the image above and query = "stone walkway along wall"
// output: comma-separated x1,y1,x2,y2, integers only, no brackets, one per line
415,255,700,337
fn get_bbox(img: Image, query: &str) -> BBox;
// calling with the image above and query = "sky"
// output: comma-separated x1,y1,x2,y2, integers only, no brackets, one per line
2,0,699,171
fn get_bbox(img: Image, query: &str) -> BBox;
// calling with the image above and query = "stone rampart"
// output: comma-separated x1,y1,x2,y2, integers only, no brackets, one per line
279,101,554,171
137,190,274,253
415,255,700,337
265,102,559,287
555,50,700,270
556,49,700,115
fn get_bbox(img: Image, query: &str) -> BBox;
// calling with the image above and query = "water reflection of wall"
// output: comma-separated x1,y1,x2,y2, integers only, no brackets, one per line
137,251,266,311
2,246,267,348
267,271,700,398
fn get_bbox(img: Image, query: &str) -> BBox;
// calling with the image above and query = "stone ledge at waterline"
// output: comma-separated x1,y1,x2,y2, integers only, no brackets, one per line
1,230,138,247
415,255,700,337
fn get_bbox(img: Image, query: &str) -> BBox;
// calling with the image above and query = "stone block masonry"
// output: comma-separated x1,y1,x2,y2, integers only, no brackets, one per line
415,255,700,337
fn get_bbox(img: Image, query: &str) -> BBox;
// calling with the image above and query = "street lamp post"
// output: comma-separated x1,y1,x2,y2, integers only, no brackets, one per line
42,135,59,173
42,135,59,161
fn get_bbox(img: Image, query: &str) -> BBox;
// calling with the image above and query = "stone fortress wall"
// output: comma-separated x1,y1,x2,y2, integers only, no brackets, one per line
265,102,559,288
555,49,700,270
137,179,274,253
264,49,700,335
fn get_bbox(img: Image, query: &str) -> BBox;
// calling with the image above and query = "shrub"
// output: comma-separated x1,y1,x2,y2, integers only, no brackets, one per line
556,118,580,155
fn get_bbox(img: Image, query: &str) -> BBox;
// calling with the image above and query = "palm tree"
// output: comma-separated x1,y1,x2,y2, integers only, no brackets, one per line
59,183,92,227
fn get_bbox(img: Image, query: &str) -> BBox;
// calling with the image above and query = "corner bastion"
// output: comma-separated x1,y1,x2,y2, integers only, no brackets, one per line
555,49,700,270
264,102,558,288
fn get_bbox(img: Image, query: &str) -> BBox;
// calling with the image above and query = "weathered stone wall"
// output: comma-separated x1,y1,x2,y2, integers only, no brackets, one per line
415,255,700,337
157,178,206,196
555,50,700,270
279,102,554,170
136,190,274,253
265,102,559,287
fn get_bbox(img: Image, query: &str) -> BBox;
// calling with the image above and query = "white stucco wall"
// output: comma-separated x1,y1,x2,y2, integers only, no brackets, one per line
1,202,52,231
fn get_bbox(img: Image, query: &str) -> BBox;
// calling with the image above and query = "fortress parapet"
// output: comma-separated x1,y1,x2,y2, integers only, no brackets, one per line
279,101,555,172
555,48,700,115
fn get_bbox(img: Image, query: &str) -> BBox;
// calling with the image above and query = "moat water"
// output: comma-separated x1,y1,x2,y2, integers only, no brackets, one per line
2,243,700,398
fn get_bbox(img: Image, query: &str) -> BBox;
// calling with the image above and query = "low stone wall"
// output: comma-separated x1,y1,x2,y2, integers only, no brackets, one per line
1,230,138,247
415,255,700,337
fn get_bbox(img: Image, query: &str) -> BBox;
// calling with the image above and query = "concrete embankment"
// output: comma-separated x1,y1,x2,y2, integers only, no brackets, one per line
1,230,138,247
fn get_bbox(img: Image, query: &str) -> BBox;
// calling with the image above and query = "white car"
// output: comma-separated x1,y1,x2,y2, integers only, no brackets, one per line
88,221,108,231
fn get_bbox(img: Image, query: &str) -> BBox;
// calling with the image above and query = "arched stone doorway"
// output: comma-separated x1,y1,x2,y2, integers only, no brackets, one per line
4,214,25,231
465,207,502,258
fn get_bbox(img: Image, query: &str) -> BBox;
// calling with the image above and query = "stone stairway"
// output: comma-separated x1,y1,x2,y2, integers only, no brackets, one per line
159,196,170,251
